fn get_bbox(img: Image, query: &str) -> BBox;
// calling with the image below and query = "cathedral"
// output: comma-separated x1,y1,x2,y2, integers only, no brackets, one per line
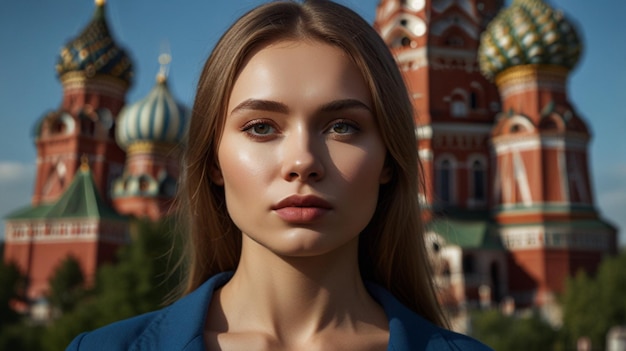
373,0,617,316
3,0,188,303
3,0,617,321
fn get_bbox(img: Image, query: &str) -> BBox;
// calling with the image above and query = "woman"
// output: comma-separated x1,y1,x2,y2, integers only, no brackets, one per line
68,1,492,350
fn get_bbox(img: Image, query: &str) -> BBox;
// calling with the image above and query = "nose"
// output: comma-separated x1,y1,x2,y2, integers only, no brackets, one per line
280,131,325,182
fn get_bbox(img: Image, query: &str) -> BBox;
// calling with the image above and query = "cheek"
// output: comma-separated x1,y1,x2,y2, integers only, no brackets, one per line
217,138,276,206
219,134,268,178
329,142,387,187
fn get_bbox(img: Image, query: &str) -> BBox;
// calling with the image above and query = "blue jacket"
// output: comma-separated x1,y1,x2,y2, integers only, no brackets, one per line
67,272,493,350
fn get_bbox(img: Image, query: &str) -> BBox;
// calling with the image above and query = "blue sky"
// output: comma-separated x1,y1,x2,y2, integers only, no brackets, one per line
0,0,624,245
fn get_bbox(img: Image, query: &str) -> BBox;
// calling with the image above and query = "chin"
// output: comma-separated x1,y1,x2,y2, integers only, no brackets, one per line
254,228,359,258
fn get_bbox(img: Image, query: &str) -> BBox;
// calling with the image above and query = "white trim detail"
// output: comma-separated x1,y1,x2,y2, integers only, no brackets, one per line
500,225,612,251
416,125,433,139
419,149,433,161
493,136,588,153
394,47,428,67
512,151,533,206
499,80,566,100
431,13,479,39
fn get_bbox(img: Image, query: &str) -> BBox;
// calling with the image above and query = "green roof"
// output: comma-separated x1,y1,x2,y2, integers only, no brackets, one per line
427,211,503,250
5,166,125,221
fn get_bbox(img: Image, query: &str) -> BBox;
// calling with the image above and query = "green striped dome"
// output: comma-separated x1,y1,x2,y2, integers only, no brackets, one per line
116,76,189,149
478,0,581,80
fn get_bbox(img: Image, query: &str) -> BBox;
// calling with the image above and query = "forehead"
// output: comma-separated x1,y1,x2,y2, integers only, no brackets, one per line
227,39,372,112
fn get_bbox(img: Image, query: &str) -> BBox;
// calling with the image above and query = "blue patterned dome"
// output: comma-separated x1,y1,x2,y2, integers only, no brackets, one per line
116,75,189,150
56,0,133,86
478,0,581,80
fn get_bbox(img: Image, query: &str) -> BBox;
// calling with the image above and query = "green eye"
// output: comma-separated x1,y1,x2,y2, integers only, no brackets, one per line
330,122,358,135
251,123,273,135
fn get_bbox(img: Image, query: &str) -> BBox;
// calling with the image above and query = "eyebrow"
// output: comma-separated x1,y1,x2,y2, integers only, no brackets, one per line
230,98,372,115
319,99,372,113
230,99,289,115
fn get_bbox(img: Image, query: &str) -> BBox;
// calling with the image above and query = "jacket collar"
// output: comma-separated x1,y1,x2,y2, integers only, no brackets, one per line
145,272,449,351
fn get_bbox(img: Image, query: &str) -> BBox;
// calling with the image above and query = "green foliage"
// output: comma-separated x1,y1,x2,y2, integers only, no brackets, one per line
48,255,85,313
471,309,558,351
0,260,24,327
41,217,183,351
561,251,626,350
0,323,44,351
0,259,40,351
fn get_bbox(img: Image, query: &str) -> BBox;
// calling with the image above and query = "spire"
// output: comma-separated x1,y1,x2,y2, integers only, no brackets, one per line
156,41,171,84
80,154,90,172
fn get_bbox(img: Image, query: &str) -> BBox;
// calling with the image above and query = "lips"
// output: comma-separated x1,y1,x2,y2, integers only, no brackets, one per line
272,195,332,223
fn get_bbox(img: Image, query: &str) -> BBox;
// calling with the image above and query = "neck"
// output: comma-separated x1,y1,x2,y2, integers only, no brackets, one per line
213,235,383,344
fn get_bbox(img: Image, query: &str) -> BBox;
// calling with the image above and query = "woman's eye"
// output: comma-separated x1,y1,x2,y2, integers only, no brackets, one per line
251,123,273,135
242,121,276,137
329,121,358,135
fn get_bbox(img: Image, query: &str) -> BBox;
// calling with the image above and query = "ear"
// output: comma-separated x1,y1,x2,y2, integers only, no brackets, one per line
379,165,392,185
210,162,224,186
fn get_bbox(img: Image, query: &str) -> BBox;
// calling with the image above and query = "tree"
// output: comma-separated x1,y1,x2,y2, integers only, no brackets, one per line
561,250,626,350
0,260,24,328
48,255,85,314
42,217,183,351
471,309,558,350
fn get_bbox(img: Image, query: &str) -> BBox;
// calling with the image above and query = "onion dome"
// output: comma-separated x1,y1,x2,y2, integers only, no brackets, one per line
478,0,581,80
56,0,133,86
116,72,189,150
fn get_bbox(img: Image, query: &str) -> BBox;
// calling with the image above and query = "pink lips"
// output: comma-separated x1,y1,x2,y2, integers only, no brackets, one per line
272,195,332,223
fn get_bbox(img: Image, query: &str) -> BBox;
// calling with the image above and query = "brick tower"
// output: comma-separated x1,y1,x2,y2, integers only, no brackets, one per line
478,0,617,306
4,0,132,300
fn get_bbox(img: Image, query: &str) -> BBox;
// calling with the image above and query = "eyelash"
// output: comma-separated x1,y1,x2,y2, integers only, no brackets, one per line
241,119,278,140
326,119,360,136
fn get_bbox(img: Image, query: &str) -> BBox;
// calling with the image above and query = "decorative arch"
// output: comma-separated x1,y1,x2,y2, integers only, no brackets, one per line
138,174,157,195
48,113,75,136
96,108,115,139
539,113,566,132
380,13,427,42
431,12,479,39
498,114,535,135
79,109,97,136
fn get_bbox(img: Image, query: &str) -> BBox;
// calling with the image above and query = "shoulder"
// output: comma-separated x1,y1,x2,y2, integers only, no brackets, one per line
66,311,162,351
422,327,494,351
365,282,493,351
66,272,234,351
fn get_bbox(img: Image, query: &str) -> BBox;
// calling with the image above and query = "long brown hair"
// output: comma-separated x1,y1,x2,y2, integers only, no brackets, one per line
178,0,446,327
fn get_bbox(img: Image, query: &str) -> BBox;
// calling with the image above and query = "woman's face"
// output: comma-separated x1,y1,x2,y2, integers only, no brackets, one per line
216,40,389,257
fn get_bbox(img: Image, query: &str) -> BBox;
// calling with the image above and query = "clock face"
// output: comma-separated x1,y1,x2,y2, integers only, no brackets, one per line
406,0,425,11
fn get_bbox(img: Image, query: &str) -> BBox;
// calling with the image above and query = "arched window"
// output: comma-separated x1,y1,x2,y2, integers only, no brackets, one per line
450,92,468,118
138,175,151,193
451,101,467,117
51,120,67,134
470,92,478,109
471,159,486,202
436,159,454,204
